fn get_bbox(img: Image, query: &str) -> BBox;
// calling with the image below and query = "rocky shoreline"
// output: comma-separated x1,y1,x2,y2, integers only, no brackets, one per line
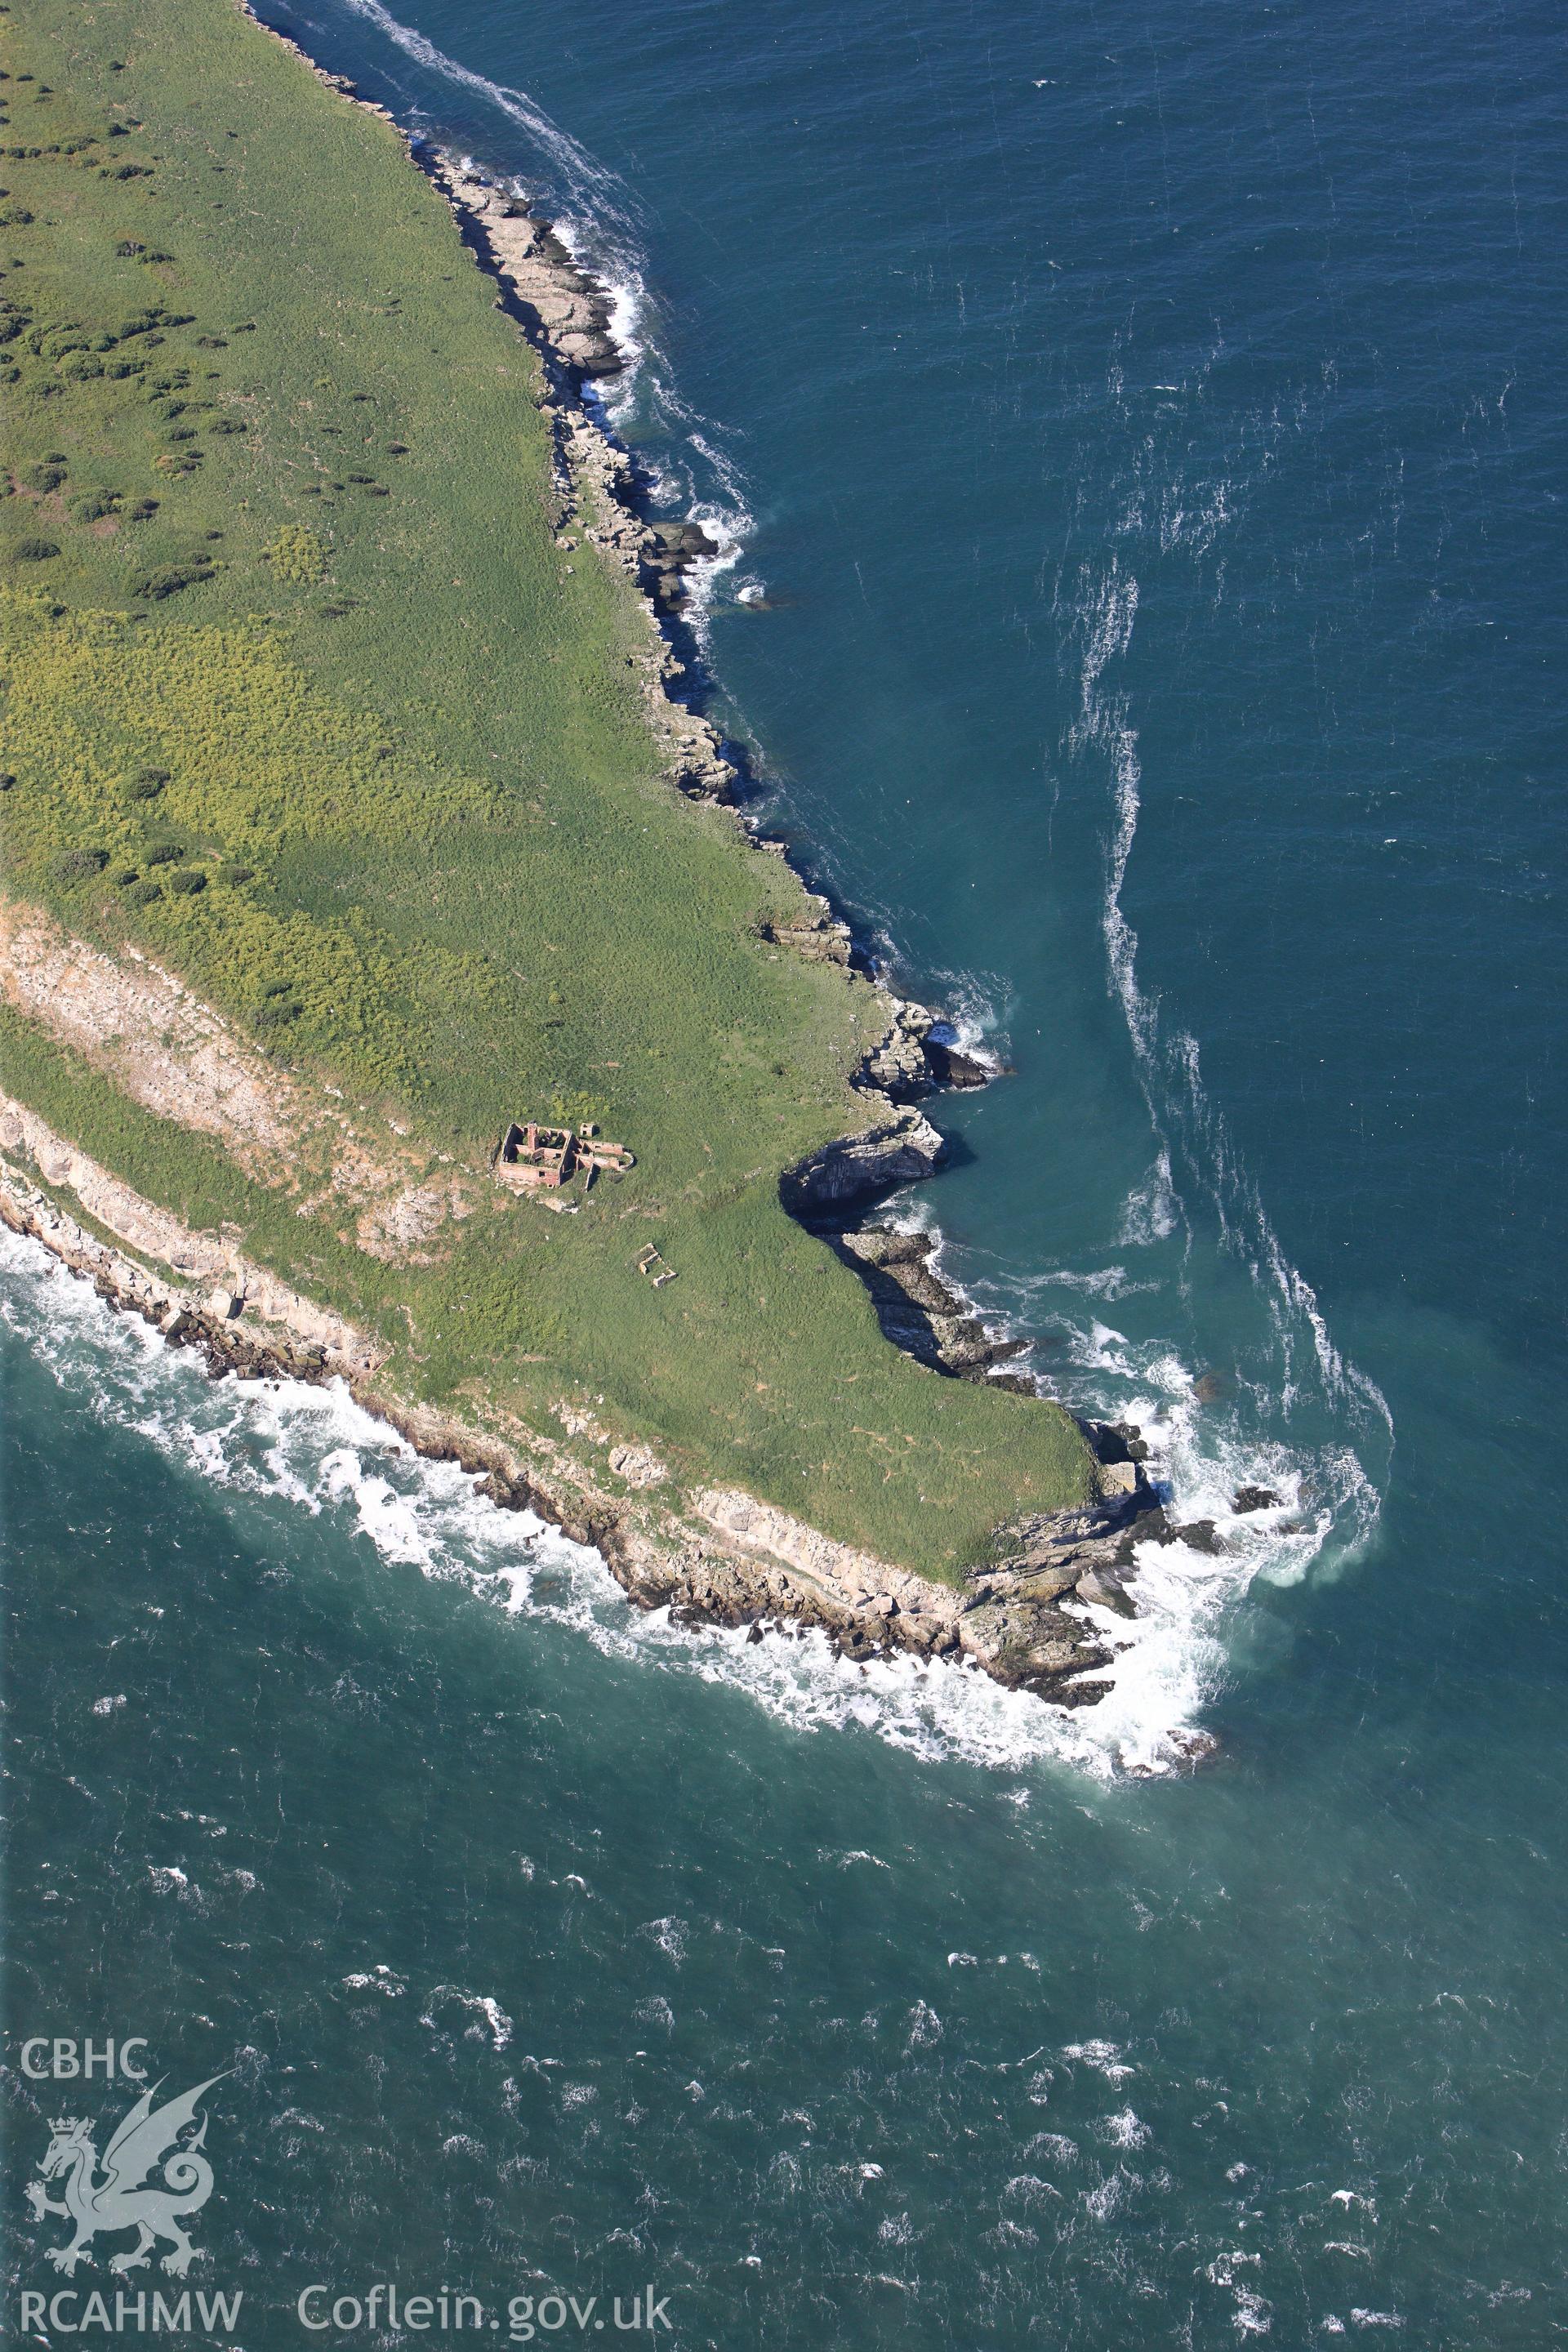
1,1114,1205,1715
12,7,1209,1726
415,159,1038,1358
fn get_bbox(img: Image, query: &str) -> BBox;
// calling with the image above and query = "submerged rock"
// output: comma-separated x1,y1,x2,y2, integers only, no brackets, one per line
1168,1518,1226,1556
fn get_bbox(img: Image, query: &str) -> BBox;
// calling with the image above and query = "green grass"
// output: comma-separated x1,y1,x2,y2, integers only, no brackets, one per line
0,0,1098,1575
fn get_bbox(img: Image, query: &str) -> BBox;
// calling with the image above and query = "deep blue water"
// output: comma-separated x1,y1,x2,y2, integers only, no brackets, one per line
7,0,1567,2340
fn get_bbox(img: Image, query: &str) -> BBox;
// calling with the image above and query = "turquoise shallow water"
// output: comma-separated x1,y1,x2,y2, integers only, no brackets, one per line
7,0,1567,2340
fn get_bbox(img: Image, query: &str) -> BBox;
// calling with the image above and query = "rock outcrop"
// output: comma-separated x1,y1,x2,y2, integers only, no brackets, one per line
638,518,722,612
834,1225,1027,1380
781,1107,946,1219
760,893,854,967
954,1492,1172,1700
443,176,623,379
861,999,993,1099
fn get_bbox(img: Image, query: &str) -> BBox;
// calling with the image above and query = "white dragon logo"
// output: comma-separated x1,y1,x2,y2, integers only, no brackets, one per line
26,2076,225,2277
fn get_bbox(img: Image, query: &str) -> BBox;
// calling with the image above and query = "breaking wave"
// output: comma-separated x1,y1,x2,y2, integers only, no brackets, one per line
315,0,755,636
6,1227,1235,1780
922,463,1399,1747
1069,548,1392,1445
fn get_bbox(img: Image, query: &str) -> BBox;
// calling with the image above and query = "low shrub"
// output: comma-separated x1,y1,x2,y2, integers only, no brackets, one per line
134,561,214,599
126,880,162,907
22,460,65,492
127,767,169,800
264,523,328,583
167,868,207,895
145,843,185,866
253,1000,301,1031
11,537,60,561
51,847,109,880
216,862,255,885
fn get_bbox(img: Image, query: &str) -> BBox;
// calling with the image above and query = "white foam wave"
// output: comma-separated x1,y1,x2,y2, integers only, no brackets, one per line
2,1230,1205,1778
650,423,756,641
1118,1149,1180,1245
326,0,755,644
964,1229,1385,1723
982,522,1399,1752
873,1161,1379,1766
925,966,1010,1059
336,0,631,219
1070,549,1397,1468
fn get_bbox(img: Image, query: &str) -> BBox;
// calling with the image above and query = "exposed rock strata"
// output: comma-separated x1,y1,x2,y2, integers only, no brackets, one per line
0,1098,383,1376
860,999,993,1098
833,1224,1027,1382
760,893,854,967
781,1107,947,1218
0,1122,1152,1706
956,1495,1174,1698
0,904,470,1263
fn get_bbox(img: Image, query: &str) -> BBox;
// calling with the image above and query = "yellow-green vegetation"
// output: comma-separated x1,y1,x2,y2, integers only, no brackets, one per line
0,0,1097,1574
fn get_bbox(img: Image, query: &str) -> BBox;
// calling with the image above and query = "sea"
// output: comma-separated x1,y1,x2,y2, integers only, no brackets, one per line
6,0,1566,2341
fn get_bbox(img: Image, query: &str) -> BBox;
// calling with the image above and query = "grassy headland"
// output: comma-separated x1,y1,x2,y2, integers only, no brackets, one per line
0,0,1097,1578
